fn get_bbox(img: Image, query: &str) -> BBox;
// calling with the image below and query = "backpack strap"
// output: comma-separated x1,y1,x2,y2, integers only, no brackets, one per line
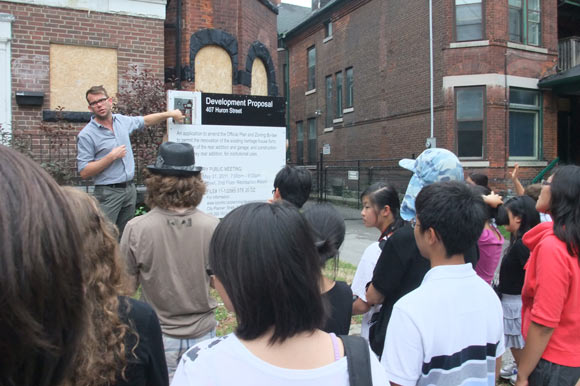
339,335,373,386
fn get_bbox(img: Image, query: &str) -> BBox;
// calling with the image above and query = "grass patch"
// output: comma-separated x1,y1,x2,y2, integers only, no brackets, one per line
498,225,511,241
212,259,360,336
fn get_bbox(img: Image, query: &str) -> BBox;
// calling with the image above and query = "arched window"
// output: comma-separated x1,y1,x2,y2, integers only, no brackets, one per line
194,45,233,93
251,58,267,96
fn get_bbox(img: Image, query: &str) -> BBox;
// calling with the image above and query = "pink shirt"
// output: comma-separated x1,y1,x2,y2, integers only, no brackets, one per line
474,226,504,284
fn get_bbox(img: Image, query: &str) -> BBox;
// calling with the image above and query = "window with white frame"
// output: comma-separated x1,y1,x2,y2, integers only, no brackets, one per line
325,75,333,127
509,0,541,46
509,88,541,159
308,118,317,164
345,67,353,108
456,86,485,158
324,20,333,38
307,46,316,90
296,121,304,165
455,0,483,41
335,71,343,118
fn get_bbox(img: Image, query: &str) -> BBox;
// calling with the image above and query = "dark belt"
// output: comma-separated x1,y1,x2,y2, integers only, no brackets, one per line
97,180,133,188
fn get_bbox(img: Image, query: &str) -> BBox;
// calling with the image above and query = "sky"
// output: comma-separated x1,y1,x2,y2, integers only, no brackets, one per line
281,0,311,7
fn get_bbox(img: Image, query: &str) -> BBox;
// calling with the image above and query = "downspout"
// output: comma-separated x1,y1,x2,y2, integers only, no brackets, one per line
504,50,509,182
176,0,182,89
429,0,434,140
284,37,291,161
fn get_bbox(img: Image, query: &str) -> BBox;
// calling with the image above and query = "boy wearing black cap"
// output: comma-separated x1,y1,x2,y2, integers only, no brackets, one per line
120,142,218,381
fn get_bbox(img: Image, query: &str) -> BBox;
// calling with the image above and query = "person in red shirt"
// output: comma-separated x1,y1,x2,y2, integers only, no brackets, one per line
517,165,580,386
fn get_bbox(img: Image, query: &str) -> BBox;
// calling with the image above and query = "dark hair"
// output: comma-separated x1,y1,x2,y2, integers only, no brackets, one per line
0,145,85,386
361,182,405,234
469,172,489,188
549,165,580,259
503,195,540,242
468,184,496,221
303,204,346,270
273,166,312,208
209,202,326,344
86,85,109,101
415,181,487,258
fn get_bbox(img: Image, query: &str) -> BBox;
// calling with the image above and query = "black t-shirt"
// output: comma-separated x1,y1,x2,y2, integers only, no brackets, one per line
368,223,479,356
498,238,530,295
322,281,353,335
117,297,169,386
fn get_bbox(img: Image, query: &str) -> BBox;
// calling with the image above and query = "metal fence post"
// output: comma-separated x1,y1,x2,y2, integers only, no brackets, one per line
357,160,361,209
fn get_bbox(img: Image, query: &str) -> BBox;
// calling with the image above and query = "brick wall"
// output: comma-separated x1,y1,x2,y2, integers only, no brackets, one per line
4,2,165,134
166,0,278,94
282,0,560,188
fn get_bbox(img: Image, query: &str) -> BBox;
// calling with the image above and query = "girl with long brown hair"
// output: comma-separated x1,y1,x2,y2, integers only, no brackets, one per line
62,187,169,386
0,145,85,386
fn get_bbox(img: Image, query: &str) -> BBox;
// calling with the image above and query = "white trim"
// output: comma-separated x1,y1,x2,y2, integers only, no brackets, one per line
305,88,316,96
343,107,354,114
507,160,548,167
277,47,286,52
461,161,490,167
0,13,14,136
449,40,489,49
4,0,166,19
507,42,548,54
332,117,343,124
323,36,333,44
323,127,334,132
443,74,539,90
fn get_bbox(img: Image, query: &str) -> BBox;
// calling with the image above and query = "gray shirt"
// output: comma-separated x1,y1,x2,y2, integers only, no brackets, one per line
121,207,219,339
77,114,145,185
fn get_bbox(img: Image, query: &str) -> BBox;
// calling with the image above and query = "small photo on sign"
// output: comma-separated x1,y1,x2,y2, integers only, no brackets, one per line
174,97,195,125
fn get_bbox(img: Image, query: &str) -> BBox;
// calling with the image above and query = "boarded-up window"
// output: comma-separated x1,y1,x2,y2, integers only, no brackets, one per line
251,58,267,96
50,44,117,111
195,46,232,94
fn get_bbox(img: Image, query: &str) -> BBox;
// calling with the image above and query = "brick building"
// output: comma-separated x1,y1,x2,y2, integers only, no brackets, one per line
1,0,167,134
164,0,280,96
0,0,282,184
278,0,580,188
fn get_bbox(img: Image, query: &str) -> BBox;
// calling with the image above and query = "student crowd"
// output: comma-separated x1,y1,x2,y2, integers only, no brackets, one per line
1,87,579,386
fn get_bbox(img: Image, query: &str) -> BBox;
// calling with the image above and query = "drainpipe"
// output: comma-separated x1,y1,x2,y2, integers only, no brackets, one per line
429,0,434,140
176,0,182,89
504,50,509,182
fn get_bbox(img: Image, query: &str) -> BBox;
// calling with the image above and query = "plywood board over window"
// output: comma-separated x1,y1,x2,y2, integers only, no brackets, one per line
251,58,267,96
195,46,232,94
50,44,117,111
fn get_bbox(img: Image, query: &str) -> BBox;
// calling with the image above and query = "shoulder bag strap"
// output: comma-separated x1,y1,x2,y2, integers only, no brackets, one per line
339,335,373,386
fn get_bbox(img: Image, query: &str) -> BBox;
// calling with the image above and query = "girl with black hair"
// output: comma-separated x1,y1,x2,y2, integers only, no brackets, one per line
171,202,388,386
303,204,352,335
516,165,580,386
496,196,540,383
350,182,404,341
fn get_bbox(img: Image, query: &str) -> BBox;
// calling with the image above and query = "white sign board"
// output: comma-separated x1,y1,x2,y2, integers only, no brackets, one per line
348,171,359,180
322,143,330,155
168,91,286,218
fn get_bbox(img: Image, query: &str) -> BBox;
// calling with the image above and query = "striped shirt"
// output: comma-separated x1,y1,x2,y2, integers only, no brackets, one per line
381,263,504,386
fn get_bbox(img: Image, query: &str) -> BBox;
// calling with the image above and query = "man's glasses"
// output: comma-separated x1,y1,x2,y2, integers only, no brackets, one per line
541,179,551,186
88,97,109,107
410,218,418,229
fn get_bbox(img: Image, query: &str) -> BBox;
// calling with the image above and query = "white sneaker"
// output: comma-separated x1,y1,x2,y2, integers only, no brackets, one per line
509,373,517,385
500,363,517,379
